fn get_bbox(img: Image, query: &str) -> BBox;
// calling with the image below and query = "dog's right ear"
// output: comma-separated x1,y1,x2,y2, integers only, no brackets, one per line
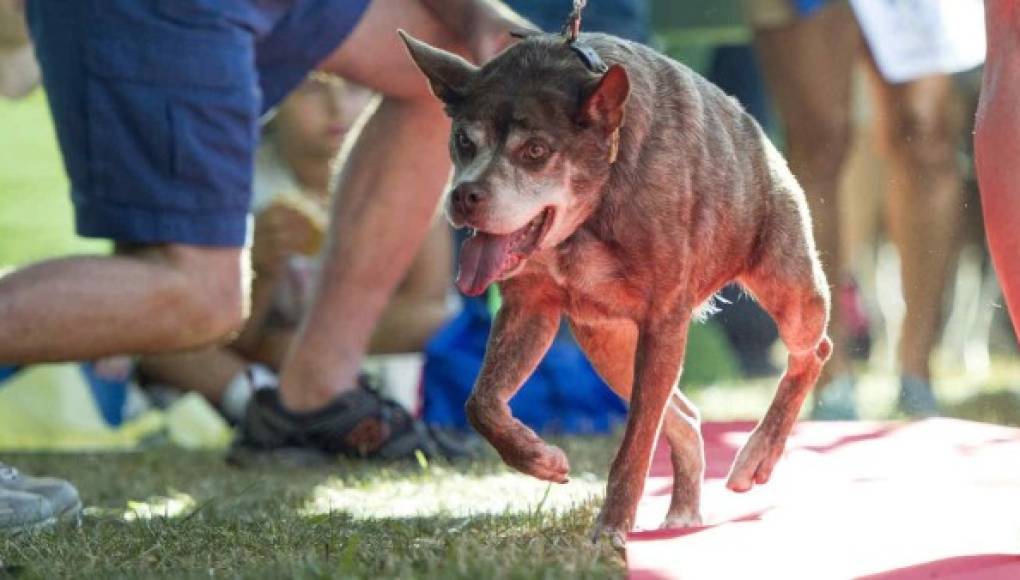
578,64,630,133
398,30,477,104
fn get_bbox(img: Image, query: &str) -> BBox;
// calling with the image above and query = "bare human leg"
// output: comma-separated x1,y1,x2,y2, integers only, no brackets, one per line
277,0,518,411
0,245,245,363
868,70,964,383
752,3,859,388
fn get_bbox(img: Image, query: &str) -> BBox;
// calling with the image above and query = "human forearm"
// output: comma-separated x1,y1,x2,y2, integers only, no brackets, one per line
418,0,533,62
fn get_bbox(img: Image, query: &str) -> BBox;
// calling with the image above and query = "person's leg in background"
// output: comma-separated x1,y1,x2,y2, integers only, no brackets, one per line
1,0,256,364
276,0,521,412
751,0,861,418
368,220,454,355
139,219,452,422
868,70,964,415
0,0,255,530
0,247,246,363
975,0,1020,335
232,0,529,462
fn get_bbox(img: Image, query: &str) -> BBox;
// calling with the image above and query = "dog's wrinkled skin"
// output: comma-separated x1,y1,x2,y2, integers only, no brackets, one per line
401,30,832,549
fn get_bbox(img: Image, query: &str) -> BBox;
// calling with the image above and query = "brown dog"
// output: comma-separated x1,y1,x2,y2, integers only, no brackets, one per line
401,30,832,548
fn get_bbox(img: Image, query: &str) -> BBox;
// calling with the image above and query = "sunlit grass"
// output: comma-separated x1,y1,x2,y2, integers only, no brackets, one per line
0,439,622,579
689,355,1020,423
0,91,108,266
83,492,198,523
301,469,604,520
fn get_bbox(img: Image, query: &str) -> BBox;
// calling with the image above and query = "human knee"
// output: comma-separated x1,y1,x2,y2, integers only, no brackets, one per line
159,245,248,347
886,99,959,172
787,113,853,179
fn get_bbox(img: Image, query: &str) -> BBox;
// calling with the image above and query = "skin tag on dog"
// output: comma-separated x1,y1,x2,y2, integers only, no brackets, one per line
850,0,985,83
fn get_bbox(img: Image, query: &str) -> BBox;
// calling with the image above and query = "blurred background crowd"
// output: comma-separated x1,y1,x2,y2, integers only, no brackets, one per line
0,0,1015,453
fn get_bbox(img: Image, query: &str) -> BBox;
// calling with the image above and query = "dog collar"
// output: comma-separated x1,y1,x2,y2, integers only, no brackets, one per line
568,41,607,74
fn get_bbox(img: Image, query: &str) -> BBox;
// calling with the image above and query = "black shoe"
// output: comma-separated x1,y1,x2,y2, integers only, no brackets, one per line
228,378,476,466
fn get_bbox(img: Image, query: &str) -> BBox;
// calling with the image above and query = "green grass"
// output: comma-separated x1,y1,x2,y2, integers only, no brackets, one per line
4,358,1019,579
0,90,108,267
0,438,624,579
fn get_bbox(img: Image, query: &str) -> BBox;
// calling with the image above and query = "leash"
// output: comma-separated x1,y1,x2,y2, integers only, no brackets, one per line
561,0,620,164
562,0,606,74
562,0,586,42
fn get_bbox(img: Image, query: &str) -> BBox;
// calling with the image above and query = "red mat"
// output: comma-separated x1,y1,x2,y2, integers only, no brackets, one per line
628,419,1020,579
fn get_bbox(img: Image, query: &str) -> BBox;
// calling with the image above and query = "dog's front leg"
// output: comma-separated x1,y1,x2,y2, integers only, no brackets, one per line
595,311,692,549
465,300,568,483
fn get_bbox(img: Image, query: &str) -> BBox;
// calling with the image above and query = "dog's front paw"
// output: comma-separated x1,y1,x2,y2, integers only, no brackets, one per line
502,443,570,483
726,428,784,492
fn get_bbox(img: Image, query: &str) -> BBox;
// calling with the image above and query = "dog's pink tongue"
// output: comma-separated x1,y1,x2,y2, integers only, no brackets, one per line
457,232,514,296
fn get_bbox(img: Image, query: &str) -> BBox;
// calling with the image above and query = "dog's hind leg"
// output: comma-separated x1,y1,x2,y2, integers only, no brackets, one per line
570,319,705,534
726,257,832,492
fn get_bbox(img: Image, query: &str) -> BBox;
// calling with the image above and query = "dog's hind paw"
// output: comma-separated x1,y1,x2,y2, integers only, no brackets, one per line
660,510,703,529
725,429,784,492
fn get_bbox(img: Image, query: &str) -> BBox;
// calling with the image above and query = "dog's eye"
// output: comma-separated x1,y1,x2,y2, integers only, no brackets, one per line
455,130,475,155
522,140,550,162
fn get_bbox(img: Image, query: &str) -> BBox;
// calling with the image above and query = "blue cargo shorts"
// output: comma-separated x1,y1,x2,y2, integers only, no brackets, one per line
26,0,370,246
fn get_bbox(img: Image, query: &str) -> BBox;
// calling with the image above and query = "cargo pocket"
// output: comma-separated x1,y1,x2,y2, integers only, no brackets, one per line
84,27,258,212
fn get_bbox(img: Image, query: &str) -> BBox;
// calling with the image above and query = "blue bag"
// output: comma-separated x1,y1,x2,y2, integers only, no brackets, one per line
423,294,627,434
793,0,830,17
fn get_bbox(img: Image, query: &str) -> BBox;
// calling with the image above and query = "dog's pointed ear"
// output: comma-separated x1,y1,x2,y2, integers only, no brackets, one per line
578,64,630,132
398,29,477,104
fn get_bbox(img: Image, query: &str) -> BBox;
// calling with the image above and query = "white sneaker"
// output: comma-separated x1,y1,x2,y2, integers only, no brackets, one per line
0,463,81,524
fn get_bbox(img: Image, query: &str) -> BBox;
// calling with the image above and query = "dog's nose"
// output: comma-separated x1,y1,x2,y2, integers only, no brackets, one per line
451,183,486,217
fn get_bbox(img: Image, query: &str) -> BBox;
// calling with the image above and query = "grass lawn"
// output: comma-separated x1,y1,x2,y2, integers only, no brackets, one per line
0,91,108,267
1,438,624,579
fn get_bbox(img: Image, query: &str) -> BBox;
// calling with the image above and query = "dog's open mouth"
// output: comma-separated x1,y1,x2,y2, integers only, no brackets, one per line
456,207,555,296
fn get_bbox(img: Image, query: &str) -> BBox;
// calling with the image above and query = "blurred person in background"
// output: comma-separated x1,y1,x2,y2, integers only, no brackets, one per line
744,0,975,418
138,74,454,422
0,0,532,531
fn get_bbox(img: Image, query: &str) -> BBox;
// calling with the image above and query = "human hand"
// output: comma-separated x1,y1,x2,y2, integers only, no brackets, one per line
252,203,324,274
467,5,538,64
418,0,538,65
93,356,134,382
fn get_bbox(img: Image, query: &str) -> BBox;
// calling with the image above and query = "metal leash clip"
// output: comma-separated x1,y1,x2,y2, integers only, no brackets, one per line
562,0,608,74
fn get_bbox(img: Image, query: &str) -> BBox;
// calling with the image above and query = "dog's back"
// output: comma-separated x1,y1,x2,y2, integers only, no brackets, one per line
571,33,815,304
